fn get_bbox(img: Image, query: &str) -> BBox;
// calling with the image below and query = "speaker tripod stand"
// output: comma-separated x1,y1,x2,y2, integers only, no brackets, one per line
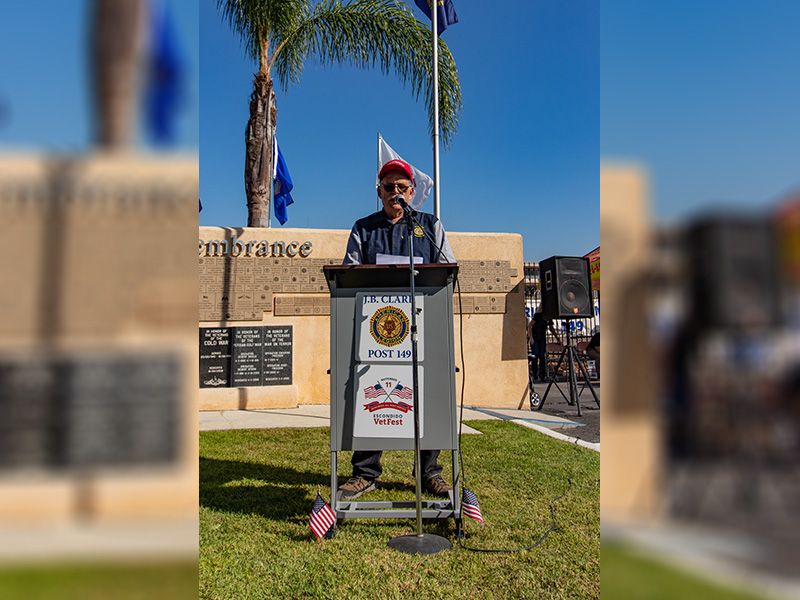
534,324,599,417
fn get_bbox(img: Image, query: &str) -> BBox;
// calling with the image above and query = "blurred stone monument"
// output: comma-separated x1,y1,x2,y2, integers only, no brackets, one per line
0,0,197,558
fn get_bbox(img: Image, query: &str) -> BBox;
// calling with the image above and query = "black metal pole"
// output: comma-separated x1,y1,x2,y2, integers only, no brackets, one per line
405,212,424,536
387,206,450,555
565,324,582,416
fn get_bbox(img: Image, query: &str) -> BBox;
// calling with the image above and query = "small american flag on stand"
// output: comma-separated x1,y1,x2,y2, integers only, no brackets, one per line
462,488,484,527
309,492,336,540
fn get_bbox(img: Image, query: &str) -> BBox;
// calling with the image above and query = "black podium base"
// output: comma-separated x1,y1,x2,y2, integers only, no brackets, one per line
387,533,451,555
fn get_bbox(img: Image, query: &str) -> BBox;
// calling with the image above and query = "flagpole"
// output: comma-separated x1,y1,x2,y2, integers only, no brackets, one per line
377,132,381,213
268,136,275,228
432,1,441,220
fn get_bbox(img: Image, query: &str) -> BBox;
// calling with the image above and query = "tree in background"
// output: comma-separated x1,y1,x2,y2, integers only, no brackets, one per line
90,0,148,149
218,0,462,227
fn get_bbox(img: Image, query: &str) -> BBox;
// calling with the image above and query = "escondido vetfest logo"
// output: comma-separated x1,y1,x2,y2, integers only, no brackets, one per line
363,378,414,425
369,306,409,347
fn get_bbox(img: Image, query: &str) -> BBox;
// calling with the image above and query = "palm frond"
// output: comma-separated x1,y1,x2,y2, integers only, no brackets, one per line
217,0,307,66
273,0,462,145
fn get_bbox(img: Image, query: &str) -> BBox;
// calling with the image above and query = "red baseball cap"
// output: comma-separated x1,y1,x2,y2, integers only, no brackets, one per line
378,159,414,182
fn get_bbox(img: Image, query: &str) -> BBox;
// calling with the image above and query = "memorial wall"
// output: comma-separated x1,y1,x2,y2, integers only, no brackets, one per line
199,226,529,410
0,154,198,528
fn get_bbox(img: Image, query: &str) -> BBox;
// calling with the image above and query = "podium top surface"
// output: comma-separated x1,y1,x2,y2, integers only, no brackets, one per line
323,263,458,290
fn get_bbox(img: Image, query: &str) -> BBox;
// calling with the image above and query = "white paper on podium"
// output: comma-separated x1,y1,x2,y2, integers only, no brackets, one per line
353,364,423,438
376,253,422,265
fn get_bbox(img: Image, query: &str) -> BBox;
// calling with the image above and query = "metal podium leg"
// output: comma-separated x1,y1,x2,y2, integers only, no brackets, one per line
331,451,338,509
451,448,463,538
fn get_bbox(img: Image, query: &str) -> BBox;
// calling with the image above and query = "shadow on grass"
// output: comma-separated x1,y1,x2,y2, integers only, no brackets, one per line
200,457,329,521
200,457,421,524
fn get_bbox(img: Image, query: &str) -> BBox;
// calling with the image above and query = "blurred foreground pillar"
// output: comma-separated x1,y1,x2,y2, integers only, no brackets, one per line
0,152,197,560
600,165,663,522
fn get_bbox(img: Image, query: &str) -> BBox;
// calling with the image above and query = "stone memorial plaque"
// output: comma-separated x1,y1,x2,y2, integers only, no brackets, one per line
199,325,292,387
0,354,180,471
231,327,263,386
200,327,232,388
263,326,292,385
65,356,179,468
0,360,55,469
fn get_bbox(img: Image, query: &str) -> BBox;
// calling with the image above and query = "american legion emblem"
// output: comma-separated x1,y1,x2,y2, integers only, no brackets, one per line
413,224,425,238
369,306,409,347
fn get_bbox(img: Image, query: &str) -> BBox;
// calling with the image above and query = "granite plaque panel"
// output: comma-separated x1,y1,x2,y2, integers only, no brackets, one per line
0,354,180,471
231,327,263,387
199,325,292,387
263,326,292,385
199,327,231,388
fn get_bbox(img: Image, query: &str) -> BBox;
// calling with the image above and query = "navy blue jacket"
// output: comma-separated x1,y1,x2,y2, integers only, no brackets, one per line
343,210,456,265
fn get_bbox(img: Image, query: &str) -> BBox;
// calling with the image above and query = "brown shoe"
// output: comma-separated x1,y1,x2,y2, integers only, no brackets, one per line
338,477,376,499
424,475,452,498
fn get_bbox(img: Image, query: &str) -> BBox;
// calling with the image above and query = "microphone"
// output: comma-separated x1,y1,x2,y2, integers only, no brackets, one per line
394,196,414,214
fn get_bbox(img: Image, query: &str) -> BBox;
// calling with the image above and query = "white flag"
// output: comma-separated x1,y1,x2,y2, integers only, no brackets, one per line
378,134,433,211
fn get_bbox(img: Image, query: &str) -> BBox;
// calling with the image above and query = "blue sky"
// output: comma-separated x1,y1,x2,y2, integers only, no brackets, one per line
0,1,598,262
602,0,800,222
3,2,797,256
0,0,198,153
201,0,600,261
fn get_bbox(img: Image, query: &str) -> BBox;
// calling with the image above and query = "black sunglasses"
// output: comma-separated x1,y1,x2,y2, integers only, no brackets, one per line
381,182,412,193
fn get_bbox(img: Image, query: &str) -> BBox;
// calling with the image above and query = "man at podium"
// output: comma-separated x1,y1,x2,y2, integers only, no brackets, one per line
343,159,455,266
339,158,456,499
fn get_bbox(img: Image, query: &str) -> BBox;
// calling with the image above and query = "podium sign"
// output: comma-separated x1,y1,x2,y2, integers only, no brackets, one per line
354,365,423,438
357,293,424,362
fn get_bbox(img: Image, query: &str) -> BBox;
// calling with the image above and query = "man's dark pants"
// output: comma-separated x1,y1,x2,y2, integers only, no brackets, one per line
352,450,443,481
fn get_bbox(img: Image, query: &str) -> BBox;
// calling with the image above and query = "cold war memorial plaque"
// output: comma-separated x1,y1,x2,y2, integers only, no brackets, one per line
199,328,232,388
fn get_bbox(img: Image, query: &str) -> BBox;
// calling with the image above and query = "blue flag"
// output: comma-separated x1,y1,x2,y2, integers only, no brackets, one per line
146,0,185,145
273,140,294,225
414,0,458,35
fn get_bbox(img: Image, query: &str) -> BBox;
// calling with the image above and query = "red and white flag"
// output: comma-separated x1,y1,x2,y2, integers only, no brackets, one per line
309,492,336,540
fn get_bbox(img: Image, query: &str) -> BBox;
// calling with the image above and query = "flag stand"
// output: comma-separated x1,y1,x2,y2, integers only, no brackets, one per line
387,203,451,555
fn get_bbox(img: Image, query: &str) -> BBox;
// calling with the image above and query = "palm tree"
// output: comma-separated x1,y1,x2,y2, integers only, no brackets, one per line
90,0,148,149
218,0,462,227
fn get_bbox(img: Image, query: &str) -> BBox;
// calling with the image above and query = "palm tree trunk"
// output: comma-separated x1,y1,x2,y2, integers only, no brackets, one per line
245,73,276,227
90,0,147,149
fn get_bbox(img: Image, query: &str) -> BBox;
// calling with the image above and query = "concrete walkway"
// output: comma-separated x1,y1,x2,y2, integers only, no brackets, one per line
199,404,583,439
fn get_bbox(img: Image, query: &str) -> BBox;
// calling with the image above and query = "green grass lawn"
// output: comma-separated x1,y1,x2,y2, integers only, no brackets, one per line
601,543,765,600
200,420,599,599
0,561,197,599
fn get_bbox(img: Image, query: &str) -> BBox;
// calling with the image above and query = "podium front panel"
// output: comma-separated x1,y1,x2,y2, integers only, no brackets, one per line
330,284,457,452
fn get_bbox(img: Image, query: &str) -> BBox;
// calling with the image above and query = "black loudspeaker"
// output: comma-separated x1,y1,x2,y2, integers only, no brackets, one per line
687,215,781,329
539,256,593,320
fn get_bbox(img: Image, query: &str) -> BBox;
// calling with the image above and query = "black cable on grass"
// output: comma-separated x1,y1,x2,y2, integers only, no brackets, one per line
404,222,578,553
455,275,467,490
454,273,580,553
457,478,573,553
